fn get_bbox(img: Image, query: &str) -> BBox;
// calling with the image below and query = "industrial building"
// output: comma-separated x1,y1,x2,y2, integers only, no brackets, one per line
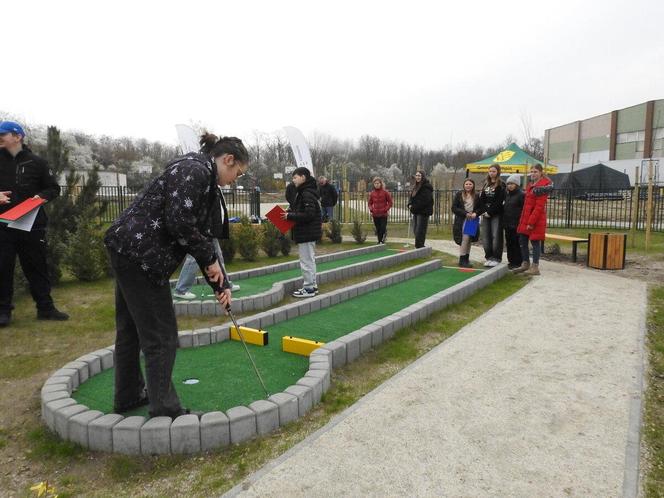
544,99,663,184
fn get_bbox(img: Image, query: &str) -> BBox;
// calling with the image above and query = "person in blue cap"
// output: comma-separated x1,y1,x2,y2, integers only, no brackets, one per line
0,121,69,327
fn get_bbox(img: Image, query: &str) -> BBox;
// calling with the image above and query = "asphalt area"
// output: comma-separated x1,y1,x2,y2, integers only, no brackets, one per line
73,266,478,414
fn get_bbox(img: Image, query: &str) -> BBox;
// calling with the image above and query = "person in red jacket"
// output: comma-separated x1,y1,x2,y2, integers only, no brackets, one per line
513,163,553,276
368,177,393,244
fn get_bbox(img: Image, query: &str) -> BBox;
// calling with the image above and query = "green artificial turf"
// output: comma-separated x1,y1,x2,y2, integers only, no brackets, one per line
73,266,479,414
175,247,397,299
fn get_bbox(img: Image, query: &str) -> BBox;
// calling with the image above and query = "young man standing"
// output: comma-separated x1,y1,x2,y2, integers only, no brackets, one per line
282,167,322,297
317,175,338,221
0,121,69,327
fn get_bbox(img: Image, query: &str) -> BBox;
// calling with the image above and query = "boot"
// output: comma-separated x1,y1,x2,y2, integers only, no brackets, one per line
524,264,540,276
512,261,530,274
460,254,472,268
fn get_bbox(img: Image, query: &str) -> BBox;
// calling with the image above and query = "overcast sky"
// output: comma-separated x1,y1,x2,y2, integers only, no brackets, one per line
2,0,663,149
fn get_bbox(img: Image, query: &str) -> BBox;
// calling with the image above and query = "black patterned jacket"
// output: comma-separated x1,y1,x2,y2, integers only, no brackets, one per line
104,153,220,285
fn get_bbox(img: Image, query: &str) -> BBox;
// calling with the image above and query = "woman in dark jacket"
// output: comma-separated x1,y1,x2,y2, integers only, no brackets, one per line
408,171,434,248
477,165,506,266
282,167,322,297
502,174,525,269
104,134,249,418
451,179,480,268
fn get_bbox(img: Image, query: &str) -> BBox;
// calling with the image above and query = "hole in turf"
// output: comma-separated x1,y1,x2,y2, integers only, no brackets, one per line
183,378,199,385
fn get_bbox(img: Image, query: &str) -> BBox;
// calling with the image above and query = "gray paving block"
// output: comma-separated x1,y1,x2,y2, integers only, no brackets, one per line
354,329,373,354
171,414,200,454
112,416,146,455
211,325,230,343
267,392,299,426
337,335,360,363
273,308,287,324
76,354,102,377
68,409,103,448
349,286,358,298
284,384,313,417
322,341,346,369
140,416,172,455
309,348,332,367
41,383,70,396
89,413,124,452
297,376,323,404
309,299,321,312
187,302,202,316
174,301,188,316
91,349,114,370
54,404,89,438
178,330,194,348
319,295,331,309
330,292,340,306
363,323,383,348
41,390,70,407
202,300,217,315
227,406,256,444
286,304,299,320
51,368,80,389
193,328,211,346
396,311,412,328
305,369,331,393
258,311,274,329
43,398,76,430
200,411,230,451
249,400,279,435
383,316,401,339
62,360,90,385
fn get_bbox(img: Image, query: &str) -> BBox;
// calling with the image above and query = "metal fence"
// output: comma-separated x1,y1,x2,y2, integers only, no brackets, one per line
66,185,261,224
332,186,664,232
66,185,664,232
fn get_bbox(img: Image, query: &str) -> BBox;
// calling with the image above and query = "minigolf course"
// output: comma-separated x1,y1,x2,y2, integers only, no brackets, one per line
41,253,507,454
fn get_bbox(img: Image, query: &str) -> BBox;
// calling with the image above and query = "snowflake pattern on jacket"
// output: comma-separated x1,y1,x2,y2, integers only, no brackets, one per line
104,153,219,284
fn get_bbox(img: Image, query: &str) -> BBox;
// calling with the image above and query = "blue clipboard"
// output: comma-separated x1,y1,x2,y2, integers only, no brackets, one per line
462,218,479,236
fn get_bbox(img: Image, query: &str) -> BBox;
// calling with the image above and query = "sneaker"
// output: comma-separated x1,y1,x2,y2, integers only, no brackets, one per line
37,308,69,321
0,313,10,327
292,287,318,298
487,260,499,267
173,290,197,300
231,283,241,292
483,260,493,267
114,391,150,414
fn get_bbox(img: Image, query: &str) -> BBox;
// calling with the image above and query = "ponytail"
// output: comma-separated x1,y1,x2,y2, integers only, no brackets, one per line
199,133,249,164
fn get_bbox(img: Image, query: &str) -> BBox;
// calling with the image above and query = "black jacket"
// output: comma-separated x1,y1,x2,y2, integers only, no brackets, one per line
502,187,524,229
451,191,480,245
318,182,338,208
408,180,434,216
287,176,322,243
0,146,60,230
104,153,221,285
477,181,506,217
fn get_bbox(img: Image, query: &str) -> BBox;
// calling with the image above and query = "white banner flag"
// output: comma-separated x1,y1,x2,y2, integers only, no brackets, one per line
175,124,200,154
283,126,314,177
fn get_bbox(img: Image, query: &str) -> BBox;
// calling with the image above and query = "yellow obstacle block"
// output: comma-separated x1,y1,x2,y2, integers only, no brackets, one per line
282,336,325,357
230,326,268,346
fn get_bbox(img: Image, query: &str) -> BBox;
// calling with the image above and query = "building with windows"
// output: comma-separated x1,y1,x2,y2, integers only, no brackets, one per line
544,99,663,184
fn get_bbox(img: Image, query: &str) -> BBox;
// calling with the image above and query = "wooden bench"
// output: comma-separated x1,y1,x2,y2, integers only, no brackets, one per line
541,233,589,262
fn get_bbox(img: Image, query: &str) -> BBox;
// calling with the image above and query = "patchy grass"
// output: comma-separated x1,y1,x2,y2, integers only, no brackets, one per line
644,285,664,498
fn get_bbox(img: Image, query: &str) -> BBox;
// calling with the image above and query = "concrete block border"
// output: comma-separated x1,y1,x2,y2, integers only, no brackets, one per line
172,245,431,316
41,260,507,454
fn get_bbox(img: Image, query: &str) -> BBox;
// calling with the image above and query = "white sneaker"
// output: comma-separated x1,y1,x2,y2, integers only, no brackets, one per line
173,290,196,300
483,260,493,267
487,260,499,267
231,283,241,291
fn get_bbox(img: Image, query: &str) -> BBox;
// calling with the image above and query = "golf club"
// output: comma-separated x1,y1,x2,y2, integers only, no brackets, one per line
225,303,271,398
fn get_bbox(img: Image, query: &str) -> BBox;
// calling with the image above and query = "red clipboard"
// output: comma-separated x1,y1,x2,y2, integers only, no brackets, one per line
266,205,295,235
0,197,46,222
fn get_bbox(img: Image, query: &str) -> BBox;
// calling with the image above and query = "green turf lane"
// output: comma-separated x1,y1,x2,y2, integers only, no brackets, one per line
174,247,397,299
74,267,478,414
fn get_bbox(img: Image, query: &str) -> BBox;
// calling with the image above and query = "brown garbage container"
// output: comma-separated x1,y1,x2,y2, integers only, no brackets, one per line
587,233,627,270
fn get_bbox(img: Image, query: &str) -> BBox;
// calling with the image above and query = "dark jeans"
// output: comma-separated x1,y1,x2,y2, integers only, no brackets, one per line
109,251,183,417
519,234,541,265
0,226,55,315
481,215,503,262
412,214,429,248
504,227,522,267
372,216,388,243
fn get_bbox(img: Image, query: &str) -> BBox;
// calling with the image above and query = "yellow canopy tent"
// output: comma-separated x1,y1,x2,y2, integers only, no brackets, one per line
465,143,558,175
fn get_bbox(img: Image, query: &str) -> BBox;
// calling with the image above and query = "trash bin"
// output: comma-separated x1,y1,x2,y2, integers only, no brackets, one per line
587,233,627,270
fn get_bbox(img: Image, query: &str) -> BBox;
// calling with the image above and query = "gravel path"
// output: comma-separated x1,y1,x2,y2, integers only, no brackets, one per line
225,239,647,498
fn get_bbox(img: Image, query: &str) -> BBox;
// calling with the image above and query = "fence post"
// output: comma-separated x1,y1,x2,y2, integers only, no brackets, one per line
565,189,573,228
